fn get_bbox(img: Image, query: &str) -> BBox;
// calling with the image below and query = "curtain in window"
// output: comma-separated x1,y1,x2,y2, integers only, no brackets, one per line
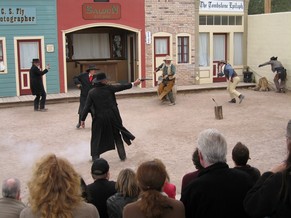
199,33,209,67
234,33,243,65
155,38,168,55
19,42,39,69
72,33,110,59
213,35,225,61
0,41,3,61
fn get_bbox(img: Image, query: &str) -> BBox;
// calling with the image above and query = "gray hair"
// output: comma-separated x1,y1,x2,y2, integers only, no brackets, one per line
2,178,21,199
197,129,227,166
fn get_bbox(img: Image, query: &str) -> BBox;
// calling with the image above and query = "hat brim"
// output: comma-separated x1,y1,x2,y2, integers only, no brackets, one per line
92,78,107,83
86,68,100,72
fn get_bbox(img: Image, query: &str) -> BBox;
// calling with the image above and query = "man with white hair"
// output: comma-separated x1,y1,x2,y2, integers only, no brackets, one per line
0,178,26,218
180,129,252,218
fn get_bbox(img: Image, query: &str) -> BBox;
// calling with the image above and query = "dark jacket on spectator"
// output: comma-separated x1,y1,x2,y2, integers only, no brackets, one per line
180,162,252,218
87,179,116,218
244,171,291,218
107,193,138,218
234,165,261,186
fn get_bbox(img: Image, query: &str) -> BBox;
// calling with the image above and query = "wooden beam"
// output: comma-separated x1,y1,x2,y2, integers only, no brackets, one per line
265,0,271,13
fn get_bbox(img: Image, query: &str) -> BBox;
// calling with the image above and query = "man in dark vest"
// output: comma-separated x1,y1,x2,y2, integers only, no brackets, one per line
73,64,99,128
29,58,50,111
81,72,141,161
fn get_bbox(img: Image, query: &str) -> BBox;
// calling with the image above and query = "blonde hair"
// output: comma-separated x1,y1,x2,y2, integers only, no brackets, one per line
116,168,139,198
27,154,83,218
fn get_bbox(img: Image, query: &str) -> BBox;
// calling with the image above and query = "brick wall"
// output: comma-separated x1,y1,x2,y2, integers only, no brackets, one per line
145,0,196,86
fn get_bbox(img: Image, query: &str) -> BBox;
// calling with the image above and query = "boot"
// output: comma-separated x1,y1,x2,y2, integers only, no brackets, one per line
238,94,245,104
228,98,236,103
116,143,126,161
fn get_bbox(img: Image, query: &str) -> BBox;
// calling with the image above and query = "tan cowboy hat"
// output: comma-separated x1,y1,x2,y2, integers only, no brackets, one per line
163,55,172,61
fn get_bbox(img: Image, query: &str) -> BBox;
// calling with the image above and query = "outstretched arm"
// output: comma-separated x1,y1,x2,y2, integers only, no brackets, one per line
259,61,271,68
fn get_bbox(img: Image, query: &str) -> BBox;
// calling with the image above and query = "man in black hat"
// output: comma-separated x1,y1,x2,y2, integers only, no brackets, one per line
87,158,116,218
29,58,50,111
73,64,99,128
81,72,141,161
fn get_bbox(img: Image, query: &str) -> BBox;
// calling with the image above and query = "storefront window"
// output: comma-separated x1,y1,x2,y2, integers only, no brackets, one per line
0,38,7,73
0,40,3,61
234,33,243,66
177,36,189,64
236,16,242,25
199,15,242,26
72,33,110,59
199,33,209,67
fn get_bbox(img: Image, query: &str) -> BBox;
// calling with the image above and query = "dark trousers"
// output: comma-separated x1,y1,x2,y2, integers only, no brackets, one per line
113,128,126,160
34,91,46,110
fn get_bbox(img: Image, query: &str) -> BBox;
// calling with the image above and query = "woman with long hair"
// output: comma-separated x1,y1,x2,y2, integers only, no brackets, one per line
107,168,139,218
20,154,99,218
244,120,291,217
123,160,185,218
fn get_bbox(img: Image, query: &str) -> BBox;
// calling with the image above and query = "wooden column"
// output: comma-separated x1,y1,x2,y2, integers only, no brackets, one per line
264,0,271,13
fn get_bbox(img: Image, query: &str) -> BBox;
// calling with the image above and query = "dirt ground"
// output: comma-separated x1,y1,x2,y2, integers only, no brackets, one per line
0,88,291,202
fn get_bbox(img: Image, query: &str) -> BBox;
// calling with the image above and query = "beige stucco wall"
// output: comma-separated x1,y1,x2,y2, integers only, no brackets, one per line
247,12,291,89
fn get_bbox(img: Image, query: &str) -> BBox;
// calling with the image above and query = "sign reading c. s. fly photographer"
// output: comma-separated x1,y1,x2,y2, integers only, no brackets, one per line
200,0,244,12
0,7,36,25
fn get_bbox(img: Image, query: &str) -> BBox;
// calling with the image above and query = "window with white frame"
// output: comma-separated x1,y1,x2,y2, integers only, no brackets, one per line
199,33,209,67
177,36,189,64
0,38,7,73
234,32,243,66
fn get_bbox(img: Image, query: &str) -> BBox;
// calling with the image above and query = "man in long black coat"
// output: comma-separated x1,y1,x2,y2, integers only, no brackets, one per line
81,72,141,161
29,58,50,111
73,64,99,128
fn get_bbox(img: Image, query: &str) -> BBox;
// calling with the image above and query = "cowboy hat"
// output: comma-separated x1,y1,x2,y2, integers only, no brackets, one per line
32,58,40,63
163,55,172,61
86,64,100,72
92,72,107,84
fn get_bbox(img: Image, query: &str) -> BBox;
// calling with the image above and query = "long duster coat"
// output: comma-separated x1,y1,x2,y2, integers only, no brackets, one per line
29,65,48,95
81,83,135,156
73,72,95,114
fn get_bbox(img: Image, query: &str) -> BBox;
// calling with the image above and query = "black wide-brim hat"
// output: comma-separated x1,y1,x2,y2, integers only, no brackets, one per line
86,64,100,72
32,58,40,63
92,72,107,84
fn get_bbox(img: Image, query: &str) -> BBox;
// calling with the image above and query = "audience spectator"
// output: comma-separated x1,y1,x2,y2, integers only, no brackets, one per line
87,158,116,218
123,160,185,218
181,148,204,192
0,178,26,218
232,142,261,185
107,168,139,218
244,120,291,217
20,153,99,218
154,158,176,199
180,129,253,218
